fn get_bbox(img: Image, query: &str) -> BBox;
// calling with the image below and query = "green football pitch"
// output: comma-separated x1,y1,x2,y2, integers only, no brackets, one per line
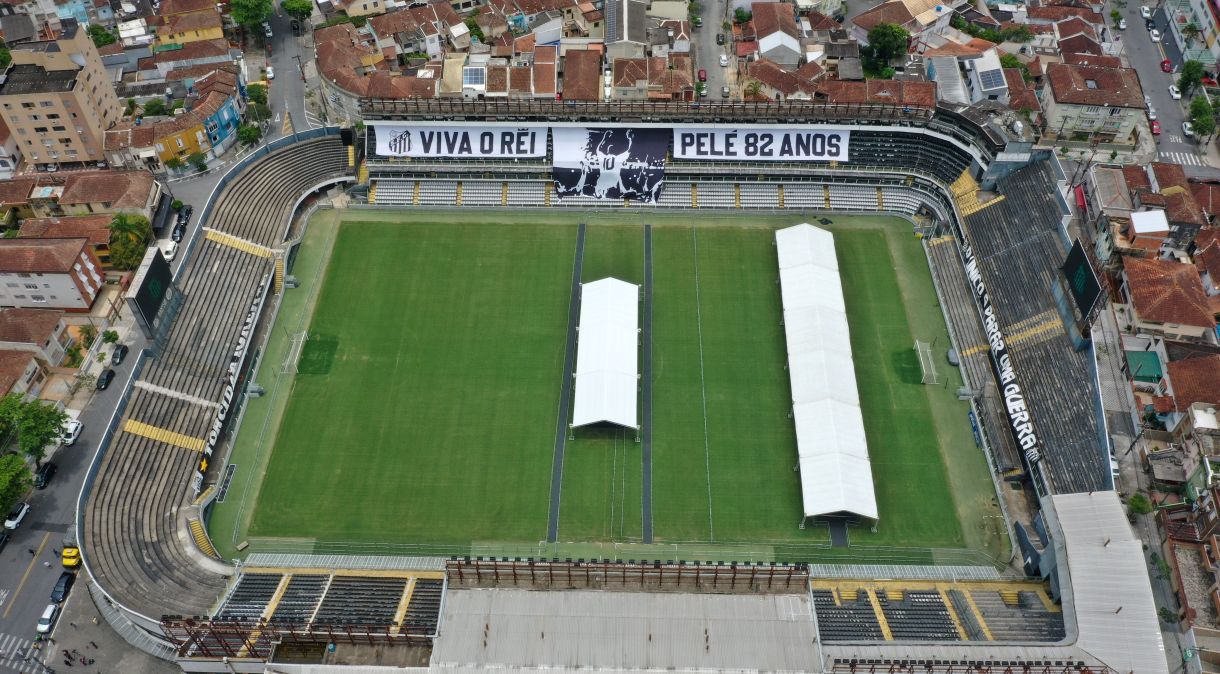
211,209,1006,563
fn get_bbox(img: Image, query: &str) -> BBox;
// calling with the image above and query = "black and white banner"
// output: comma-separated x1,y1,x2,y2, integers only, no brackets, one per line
673,128,850,161
553,127,667,202
371,123,546,158
961,242,1042,468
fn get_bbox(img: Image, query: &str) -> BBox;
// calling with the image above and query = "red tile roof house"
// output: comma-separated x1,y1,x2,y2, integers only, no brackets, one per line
1042,62,1146,144
561,49,602,100
1164,355,1220,414
751,2,802,67
1121,256,1217,343
19,214,116,270
0,307,70,366
0,238,103,312
1194,228,1220,300
0,348,50,397
367,1,469,60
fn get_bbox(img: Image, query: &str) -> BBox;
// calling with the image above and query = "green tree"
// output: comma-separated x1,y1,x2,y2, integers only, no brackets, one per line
142,99,167,116
164,157,185,171
171,198,184,211
1183,21,1202,44
18,401,66,467
0,392,22,442
187,152,207,172
281,0,313,22
1190,95,1215,137
867,23,910,64
0,453,32,516
79,324,97,347
247,83,268,106
744,79,762,99
231,0,273,27
102,329,119,344
1179,59,1205,94
237,124,262,146
1110,8,1121,24
87,23,117,47
108,213,152,270
0,47,10,70
734,7,751,23
1128,492,1154,515
464,16,484,41
1000,53,1032,81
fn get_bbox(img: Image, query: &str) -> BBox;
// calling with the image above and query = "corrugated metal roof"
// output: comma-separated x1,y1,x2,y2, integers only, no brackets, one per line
1052,491,1168,674
430,588,819,672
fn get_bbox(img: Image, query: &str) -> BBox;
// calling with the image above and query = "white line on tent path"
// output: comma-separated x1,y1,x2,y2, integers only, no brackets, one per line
691,224,715,541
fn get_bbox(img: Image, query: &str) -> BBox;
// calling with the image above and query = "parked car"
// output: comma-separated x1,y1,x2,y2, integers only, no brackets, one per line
50,571,75,603
1169,84,1182,99
1145,95,1152,107
160,240,177,261
111,343,129,366
721,85,730,98
34,462,57,490
1140,5,1152,18
1148,106,1157,120
171,222,185,242
262,21,273,38
96,368,116,391
1145,18,1155,30
1161,58,1174,72
61,545,80,569
715,32,724,45
698,68,707,82
4,502,30,530
60,419,82,446
35,604,59,634
1150,28,1162,42
1118,17,1126,29
719,53,728,67
266,66,275,80
1184,121,1195,136
177,204,193,225
1150,119,1162,135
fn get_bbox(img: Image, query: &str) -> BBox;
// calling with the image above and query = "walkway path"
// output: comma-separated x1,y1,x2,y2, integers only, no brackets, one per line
547,223,587,542
641,224,654,544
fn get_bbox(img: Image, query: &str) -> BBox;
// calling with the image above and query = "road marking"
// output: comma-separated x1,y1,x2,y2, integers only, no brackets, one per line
1159,150,1206,166
0,632,45,672
2,532,50,619
0,589,8,611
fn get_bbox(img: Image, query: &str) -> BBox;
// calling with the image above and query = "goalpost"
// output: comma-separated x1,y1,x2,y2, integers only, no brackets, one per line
915,339,939,385
282,331,308,374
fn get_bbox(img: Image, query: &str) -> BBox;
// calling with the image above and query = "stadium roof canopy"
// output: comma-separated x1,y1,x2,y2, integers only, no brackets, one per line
1051,491,1168,674
776,224,878,521
572,277,639,429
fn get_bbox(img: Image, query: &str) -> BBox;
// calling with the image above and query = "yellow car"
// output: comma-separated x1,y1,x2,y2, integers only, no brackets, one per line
61,546,80,569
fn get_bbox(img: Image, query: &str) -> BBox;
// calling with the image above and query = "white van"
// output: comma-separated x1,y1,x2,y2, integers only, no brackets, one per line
160,240,178,261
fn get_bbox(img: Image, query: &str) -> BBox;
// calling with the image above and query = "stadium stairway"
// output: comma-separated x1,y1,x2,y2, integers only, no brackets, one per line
83,134,355,620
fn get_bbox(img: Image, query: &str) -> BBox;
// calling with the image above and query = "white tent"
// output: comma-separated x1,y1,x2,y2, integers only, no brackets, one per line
776,224,879,521
572,278,639,429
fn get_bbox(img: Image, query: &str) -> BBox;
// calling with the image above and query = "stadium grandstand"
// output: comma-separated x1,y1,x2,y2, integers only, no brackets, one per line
69,99,1166,673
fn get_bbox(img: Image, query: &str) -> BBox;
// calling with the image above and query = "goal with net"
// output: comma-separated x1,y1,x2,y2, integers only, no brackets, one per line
915,339,939,385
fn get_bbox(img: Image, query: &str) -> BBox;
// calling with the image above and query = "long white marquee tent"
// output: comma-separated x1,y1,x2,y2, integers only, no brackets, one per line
572,277,640,429
776,224,879,521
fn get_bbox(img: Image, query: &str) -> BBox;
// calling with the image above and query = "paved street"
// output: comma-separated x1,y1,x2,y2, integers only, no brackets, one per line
694,0,730,97
1115,2,1220,175
0,332,146,672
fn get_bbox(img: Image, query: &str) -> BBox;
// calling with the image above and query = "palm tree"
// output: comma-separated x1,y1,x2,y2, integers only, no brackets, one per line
1182,21,1202,45
108,213,150,246
744,79,762,99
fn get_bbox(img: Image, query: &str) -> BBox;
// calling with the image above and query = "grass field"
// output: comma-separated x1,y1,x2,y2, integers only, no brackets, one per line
213,209,1006,563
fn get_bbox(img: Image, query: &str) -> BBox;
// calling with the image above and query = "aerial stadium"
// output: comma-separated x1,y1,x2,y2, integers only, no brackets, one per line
75,94,1165,674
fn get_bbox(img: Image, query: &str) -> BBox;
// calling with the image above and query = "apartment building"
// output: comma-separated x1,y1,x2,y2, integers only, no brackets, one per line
0,19,123,169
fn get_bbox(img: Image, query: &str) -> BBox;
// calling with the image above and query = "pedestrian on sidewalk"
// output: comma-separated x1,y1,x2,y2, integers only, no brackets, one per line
28,548,35,555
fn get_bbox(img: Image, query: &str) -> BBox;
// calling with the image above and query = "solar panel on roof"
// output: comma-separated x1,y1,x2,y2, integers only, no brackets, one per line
462,67,486,86
978,68,1005,90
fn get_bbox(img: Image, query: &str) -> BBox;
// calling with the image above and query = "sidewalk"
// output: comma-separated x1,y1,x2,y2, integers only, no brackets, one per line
36,580,178,674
